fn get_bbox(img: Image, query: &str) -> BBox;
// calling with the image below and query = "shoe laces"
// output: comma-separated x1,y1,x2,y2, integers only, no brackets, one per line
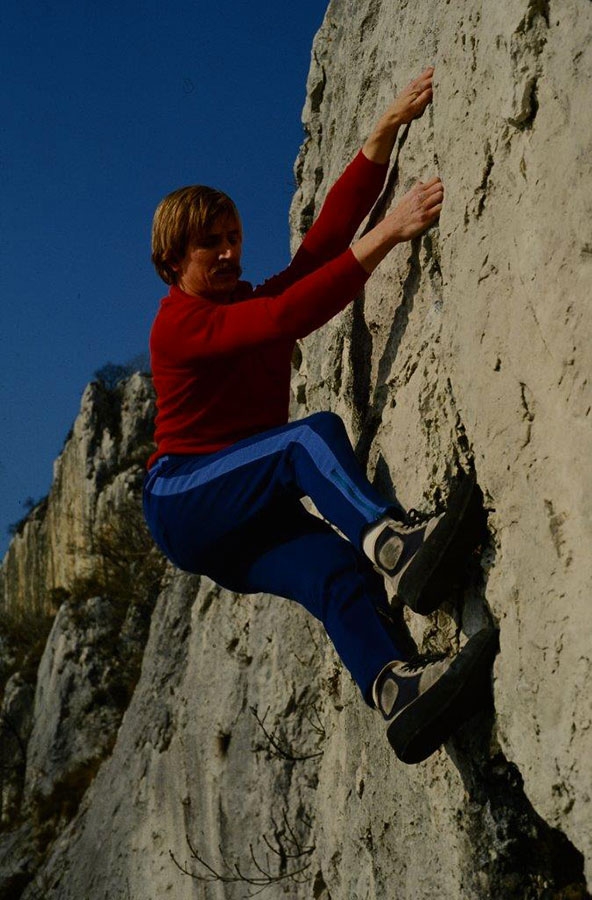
386,507,433,538
404,507,432,527
399,649,448,673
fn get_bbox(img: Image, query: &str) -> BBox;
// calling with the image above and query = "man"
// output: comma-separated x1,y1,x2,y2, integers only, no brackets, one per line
143,67,497,765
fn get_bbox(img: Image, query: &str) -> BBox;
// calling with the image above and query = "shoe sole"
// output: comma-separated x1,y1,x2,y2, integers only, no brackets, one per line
386,627,499,765
395,474,476,615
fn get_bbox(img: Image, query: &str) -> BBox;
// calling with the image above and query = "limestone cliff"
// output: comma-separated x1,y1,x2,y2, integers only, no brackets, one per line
1,374,155,616
1,1,591,898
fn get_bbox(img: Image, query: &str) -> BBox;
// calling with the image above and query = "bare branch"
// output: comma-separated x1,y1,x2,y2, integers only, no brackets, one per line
170,819,315,896
250,706,323,762
303,704,326,737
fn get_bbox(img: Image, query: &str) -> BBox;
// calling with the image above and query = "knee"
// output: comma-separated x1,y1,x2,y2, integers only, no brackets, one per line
304,410,346,441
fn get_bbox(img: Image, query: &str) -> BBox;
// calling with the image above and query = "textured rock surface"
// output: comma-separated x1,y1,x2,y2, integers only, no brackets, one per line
1,1,591,898
291,0,592,887
0,374,163,898
0,373,155,615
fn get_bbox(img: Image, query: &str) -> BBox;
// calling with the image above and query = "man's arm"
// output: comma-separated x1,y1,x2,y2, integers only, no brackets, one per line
352,66,442,269
156,249,370,363
252,152,386,298
352,176,444,273
254,67,436,297
162,173,443,364
303,65,436,259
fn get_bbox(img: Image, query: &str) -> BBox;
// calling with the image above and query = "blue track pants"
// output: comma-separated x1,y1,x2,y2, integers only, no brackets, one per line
143,412,408,702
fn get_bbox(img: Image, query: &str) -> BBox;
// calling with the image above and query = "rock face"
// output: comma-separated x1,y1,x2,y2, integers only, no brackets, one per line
1,1,591,898
0,375,163,896
293,0,592,887
0,374,156,615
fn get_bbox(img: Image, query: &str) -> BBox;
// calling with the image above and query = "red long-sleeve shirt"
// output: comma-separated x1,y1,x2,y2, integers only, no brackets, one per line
148,151,387,467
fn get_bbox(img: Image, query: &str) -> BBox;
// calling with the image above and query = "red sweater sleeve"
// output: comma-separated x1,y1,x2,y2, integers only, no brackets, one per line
153,249,369,365
251,150,388,297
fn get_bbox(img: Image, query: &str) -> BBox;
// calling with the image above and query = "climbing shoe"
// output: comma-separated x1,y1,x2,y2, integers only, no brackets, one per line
372,627,498,764
363,474,476,615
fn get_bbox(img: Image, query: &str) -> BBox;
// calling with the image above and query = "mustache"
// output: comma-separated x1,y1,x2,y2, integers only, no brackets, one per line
214,263,242,277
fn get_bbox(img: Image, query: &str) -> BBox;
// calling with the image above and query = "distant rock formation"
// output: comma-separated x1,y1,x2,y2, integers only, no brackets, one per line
0,374,163,896
1,374,156,615
1,2,591,898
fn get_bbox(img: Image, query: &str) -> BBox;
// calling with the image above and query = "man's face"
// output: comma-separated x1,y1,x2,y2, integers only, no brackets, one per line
173,213,243,298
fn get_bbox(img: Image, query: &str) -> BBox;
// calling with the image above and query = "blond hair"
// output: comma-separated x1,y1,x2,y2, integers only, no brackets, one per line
151,185,240,285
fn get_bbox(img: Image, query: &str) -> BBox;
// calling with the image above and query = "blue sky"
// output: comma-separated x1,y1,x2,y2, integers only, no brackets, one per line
0,1,326,556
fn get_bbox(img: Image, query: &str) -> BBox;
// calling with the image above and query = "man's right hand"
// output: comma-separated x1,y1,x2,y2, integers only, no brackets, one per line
385,177,444,243
352,177,444,274
362,67,435,164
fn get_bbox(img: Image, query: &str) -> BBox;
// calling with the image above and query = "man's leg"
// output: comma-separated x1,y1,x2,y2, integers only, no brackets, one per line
144,455,497,763
203,499,408,704
202,500,498,764
144,411,397,566
144,410,475,615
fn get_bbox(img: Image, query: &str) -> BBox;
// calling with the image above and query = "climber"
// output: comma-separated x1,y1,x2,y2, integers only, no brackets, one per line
143,66,497,765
